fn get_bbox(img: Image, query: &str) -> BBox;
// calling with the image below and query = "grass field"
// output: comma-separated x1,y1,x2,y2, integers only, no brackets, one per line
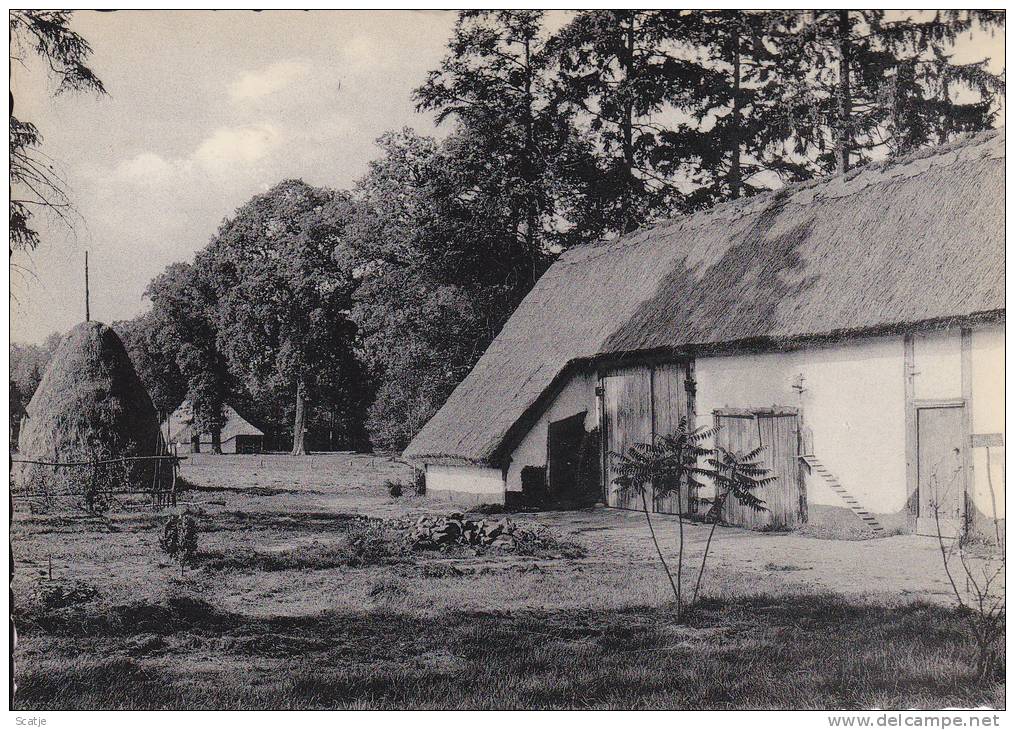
11,454,1005,710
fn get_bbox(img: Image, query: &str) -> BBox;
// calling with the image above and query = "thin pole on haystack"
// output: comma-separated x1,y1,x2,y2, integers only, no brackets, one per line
84,250,90,322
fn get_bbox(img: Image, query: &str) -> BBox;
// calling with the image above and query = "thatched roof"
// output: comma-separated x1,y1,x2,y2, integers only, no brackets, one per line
165,401,264,444
16,321,170,492
405,129,1005,467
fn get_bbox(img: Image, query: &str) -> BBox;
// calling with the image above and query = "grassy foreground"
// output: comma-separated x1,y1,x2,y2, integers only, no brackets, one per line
11,455,1004,710
14,593,1002,710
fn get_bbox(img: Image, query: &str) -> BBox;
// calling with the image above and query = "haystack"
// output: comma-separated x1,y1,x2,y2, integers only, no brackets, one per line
16,321,171,499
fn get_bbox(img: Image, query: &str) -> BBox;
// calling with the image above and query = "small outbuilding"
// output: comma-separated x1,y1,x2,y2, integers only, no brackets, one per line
405,129,1005,538
165,402,264,454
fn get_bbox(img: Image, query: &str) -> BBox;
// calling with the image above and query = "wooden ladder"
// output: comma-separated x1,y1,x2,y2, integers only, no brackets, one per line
799,455,886,535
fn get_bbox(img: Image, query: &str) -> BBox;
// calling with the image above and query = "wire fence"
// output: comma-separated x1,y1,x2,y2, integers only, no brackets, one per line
11,451,187,512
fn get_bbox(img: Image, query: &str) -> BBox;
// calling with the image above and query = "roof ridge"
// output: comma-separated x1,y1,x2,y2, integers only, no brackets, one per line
562,127,1004,266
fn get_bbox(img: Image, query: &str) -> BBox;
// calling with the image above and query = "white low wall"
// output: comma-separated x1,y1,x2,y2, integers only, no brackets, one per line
426,464,505,505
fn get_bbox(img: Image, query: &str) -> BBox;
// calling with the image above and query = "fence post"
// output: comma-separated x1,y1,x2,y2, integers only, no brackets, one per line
172,450,178,508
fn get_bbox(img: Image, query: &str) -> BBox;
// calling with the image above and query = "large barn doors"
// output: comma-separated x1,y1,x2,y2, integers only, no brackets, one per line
651,363,691,514
602,368,652,510
601,362,690,512
714,409,805,529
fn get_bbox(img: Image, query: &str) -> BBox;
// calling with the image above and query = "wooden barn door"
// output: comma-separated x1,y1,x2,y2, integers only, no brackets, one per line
602,368,652,510
652,362,691,514
714,409,804,529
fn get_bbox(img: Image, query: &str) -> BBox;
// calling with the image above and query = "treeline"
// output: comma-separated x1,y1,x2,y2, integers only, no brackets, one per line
12,10,1004,454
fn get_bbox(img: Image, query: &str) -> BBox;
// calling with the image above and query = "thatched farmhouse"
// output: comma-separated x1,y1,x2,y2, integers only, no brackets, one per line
165,401,264,454
405,129,1004,537
16,321,172,494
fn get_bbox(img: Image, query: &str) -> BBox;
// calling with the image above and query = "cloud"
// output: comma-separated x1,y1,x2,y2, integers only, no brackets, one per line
229,60,309,101
113,122,283,188
115,152,182,181
193,123,282,170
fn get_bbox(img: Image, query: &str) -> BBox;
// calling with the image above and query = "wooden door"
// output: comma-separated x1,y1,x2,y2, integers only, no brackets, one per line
916,405,966,537
602,368,653,510
714,409,804,529
652,362,691,514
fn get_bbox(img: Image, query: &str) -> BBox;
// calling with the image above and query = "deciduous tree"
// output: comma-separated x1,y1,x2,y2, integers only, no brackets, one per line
206,180,360,456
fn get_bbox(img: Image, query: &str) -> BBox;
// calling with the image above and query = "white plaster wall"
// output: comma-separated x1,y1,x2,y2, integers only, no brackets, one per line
505,371,598,492
912,330,962,400
426,465,505,502
971,325,1005,520
695,336,908,514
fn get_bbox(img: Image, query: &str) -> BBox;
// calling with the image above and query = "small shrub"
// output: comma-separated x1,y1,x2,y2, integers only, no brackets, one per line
385,479,404,498
159,512,199,564
38,580,100,611
346,520,396,566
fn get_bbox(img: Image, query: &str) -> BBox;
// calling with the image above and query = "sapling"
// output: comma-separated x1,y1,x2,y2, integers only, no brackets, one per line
612,418,717,622
691,445,773,608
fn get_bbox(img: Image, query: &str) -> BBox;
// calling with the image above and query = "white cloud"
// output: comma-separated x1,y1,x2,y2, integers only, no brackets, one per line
229,60,309,101
113,123,283,187
193,123,282,171
115,152,183,181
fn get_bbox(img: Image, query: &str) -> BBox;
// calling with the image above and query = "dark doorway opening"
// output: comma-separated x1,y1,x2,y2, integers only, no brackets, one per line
547,411,598,506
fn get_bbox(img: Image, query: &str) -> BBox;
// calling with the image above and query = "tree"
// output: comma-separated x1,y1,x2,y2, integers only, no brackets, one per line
342,130,502,452
656,11,812,210
416,10,594,273
692,445,773,607
775,10,1004,174
874,10,1005,155
145,262,229,453
549,11,705,234
930,447,1005,681
611,419,717,622
114,313,188,419
206,180,360,456
9,11,105,257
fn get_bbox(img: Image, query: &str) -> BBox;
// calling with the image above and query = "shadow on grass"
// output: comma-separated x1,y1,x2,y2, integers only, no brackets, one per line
14,593,1004,710
196,510,366,534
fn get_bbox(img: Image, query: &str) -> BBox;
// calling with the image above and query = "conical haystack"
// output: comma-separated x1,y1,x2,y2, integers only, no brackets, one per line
16,321,171,501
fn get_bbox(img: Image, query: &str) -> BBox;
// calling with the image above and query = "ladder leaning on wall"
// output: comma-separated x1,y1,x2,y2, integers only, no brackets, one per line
798,454,887,535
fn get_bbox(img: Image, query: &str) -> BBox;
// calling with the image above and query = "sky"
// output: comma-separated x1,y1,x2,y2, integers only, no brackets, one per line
8,10,1005,345
10,10,468,343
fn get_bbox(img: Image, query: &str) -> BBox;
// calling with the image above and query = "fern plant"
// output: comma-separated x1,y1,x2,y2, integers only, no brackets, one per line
692,445,774,607
612,418,718,621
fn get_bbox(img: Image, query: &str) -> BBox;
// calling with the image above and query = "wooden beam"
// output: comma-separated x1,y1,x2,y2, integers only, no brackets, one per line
904,334,918,522
84,250,90,322
960,327,973,532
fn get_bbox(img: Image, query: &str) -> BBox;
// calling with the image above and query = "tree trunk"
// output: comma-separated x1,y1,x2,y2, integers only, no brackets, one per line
729,27,742,199
522,34,539,287
211,428,222,455
641,490,681,616
692,492,728,607
291,375,308,456
619,13,638,234
835,9,852,175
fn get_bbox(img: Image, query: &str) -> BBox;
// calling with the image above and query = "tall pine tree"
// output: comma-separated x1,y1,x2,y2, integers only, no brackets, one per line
775,10,1004,174
548,10,705,234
